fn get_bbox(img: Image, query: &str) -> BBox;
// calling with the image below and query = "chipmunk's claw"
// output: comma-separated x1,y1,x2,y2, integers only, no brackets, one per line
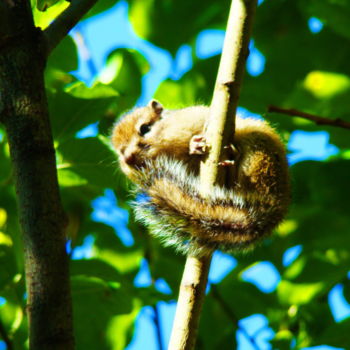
219,143,239,166
190,135,207,155
218,160,236,167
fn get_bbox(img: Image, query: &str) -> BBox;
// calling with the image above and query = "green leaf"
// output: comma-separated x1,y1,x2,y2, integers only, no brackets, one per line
342,280,350,306
104,299,142,350
90,222,143,275
33,0,68,25
270,330,294,350
57,137,119,189
135,286,173,305
318,318,350,347
65,81,119,99
70,258,122,282
0,136,11,185
155,56,219,107
128,0,230,54
57,169,89,187
83,0,118,19
277,280,325,305
215,275,277,319
96,48,147,112
45,36,78,90
49,91,114,141
37,0,62,11
302,0,350,40
0,240,19,290
0,289,26,345
150,244,185,294
72,275,135,350
48,35,78,73
0,187,24,274
289,160,350,251
199,293,237,350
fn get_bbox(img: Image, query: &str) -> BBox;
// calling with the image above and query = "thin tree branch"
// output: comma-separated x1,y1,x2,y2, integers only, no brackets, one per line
168,255,212,350
168,1,258,349
200,0,258,193
43,0,98,55
268,105,350,130
211,285,261,350
0,319,14,350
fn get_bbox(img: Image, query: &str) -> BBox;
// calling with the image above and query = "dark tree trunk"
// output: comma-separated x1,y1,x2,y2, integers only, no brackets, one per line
0,1,74,349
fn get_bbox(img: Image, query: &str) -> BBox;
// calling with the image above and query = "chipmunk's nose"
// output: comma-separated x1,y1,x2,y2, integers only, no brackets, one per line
124,153,136,165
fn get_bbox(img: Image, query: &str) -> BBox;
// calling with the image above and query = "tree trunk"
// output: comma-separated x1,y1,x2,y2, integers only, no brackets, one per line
0,2,74,349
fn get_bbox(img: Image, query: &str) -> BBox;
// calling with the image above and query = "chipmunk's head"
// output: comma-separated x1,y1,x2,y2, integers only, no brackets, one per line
112,100,164,180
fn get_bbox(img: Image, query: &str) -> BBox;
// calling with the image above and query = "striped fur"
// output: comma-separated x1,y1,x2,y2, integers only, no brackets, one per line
134,157,289,256
112,103,290,256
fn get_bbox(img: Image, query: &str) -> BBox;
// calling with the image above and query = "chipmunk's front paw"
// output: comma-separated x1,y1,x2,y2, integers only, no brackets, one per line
189,135,207,155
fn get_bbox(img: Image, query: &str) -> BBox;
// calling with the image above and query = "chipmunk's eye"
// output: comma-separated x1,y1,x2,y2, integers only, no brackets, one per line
139,123,151,136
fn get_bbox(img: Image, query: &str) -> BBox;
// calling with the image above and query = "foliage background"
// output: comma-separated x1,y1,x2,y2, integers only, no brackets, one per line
1,0,350,349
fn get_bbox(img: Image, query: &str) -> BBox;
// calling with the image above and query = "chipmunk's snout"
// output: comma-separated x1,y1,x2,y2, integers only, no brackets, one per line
123,152,137,166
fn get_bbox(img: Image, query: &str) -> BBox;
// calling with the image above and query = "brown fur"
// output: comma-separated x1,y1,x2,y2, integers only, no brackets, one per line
112,100,290,254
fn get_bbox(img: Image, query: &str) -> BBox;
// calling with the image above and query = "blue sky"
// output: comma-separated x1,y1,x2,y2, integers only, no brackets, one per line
68,2,349,350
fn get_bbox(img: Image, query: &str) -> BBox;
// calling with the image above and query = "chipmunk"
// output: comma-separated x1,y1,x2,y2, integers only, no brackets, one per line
112,100,290,255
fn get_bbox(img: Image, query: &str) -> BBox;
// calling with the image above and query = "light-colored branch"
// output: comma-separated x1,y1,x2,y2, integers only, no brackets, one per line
168,1,258,349
268,105,350,130
200,0,258,194
43,0,98,55
168,255,212,350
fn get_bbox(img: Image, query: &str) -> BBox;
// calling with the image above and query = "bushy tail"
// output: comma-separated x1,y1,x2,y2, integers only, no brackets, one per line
134,158,288,255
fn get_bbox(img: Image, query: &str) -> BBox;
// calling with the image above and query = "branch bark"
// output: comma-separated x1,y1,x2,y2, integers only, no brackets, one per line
200,0,258,193
168,1,258,349
168,254,212,350
0,2,74,350
268,105,350,130
43,0,98,55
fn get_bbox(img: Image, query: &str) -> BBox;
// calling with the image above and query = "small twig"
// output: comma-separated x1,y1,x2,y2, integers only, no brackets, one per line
43,0,98,55
211,285,261,350
0,319,14,350
268,105,350,130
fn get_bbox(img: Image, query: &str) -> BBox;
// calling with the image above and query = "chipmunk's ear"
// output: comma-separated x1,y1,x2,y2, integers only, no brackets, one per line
148,99,163,115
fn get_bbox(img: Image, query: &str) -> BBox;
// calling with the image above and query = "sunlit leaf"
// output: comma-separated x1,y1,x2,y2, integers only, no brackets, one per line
128,0,230,54
65,81,119,99
57,137,118,189
303,71,350,99
33,0,68,26
277,280,325,305
105,299,142,350
155,56,219,107
96,49,147,112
